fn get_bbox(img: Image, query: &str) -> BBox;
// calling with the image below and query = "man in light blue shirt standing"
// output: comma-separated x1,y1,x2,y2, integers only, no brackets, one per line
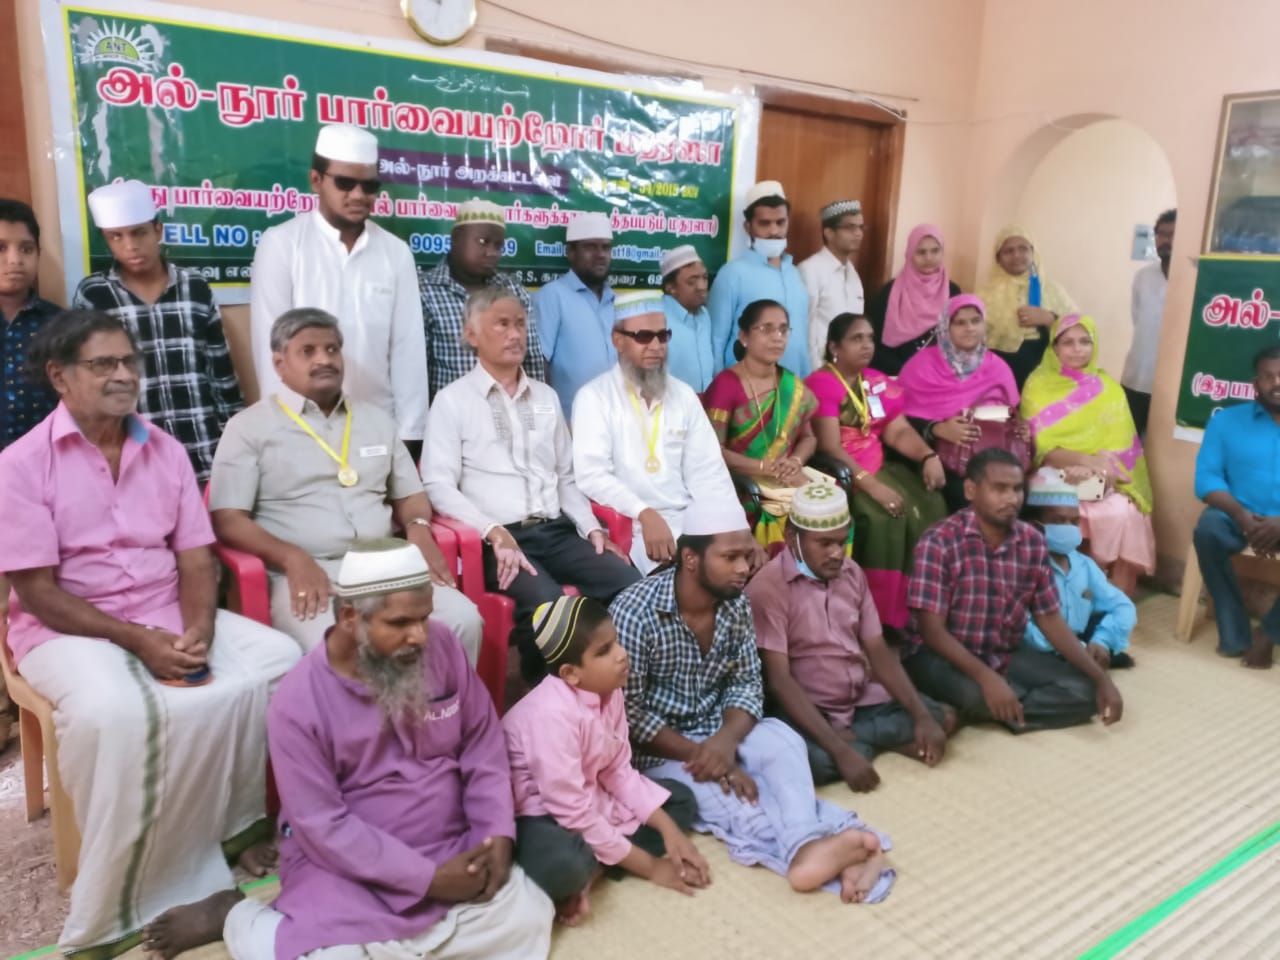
533,212,617,416
660,245,718,392
707,180,811,376
1192,344,1280,668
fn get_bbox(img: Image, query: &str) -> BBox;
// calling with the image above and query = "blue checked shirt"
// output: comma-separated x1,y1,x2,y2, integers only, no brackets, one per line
1,295,60,450
610,568,764,769
73,263,243,482
417,259,546,401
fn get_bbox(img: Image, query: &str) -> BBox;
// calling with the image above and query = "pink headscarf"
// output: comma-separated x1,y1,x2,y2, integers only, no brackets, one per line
881,224,952,348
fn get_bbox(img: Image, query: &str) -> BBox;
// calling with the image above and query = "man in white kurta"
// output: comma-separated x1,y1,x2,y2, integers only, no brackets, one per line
572,291,737,573
249,124,428,454
797,199,866,371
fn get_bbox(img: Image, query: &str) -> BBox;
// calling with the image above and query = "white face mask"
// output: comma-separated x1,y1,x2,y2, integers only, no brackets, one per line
753,237,787,259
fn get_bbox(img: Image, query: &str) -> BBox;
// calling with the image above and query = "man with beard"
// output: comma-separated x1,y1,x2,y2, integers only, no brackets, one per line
208,308,481,660
250,124,428,460
660,245,718,391
418,198,546,400
534,212,616,416
610,502,898,905
0,310,299,955
904,448,1125,731
142,539,554,960
572,291,737,573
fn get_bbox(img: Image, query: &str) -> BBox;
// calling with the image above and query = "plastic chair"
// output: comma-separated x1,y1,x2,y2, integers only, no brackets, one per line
1176,542,1266,643
1,617,80,893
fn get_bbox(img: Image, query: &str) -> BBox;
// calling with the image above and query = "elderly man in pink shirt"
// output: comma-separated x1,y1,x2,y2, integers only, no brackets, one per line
746,483,954,793
0,310,300,955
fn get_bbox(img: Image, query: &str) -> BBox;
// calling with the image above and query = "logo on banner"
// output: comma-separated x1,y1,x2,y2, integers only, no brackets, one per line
75,20,159,71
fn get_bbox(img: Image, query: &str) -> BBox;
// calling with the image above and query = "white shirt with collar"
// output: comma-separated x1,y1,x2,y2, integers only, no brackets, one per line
797,245,865,371
249,210,428,441
422,363,600,539
1122,260,1168,394
571,365,736,573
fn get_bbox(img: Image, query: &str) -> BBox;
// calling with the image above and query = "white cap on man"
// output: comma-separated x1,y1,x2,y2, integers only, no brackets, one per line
315,124,379,165
333,538,431,599
744,180,786,211
660,245,701,278
87,180,157,230
683,501,752,537
566,212,613,243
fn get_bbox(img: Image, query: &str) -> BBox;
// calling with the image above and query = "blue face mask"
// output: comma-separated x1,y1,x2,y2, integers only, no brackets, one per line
1043,523,1083,554
792,542,822,581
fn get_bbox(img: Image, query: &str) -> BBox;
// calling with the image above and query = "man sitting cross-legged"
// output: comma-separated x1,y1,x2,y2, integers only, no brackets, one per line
747,483,954,793
144,539,554,960
611,500,895,905
0,310,300,955
209,307,482,661
904,448,1125,732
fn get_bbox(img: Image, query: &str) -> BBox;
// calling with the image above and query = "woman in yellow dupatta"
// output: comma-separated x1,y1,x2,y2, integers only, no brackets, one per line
980,225,1077,389
1020,314,1154,596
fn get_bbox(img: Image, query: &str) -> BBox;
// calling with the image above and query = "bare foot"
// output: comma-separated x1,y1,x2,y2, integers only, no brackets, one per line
787,828,872,892
840,850,887,904
555,888,591,927
237,840,278,878
1242,629,1274,670
144,889,243,958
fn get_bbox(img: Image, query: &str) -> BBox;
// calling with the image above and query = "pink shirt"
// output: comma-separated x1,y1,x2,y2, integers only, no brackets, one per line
0,404,214,664
503,677,669,865
746,549,891,729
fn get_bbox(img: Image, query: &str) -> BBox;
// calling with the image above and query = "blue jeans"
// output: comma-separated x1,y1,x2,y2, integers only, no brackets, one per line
1192,508,1280,654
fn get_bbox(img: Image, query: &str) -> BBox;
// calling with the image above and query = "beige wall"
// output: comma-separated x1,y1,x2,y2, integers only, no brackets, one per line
1008,118,1176,377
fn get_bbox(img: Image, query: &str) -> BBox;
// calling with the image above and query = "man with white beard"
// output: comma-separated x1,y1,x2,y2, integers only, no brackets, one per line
572,292,738,573
143,538,553,960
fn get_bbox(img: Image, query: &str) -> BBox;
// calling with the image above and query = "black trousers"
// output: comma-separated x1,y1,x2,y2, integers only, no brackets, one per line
483,516,641,623
1123,386,1152,439
515,778,697,901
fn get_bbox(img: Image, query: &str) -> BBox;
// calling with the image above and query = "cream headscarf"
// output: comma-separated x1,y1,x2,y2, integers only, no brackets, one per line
979,225,1077,353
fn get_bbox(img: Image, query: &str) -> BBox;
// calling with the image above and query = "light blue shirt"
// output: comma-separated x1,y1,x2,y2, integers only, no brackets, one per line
663,294,718,393
1195,401,1280,516
707,248,811,376
1023,549,1135,655
534,270,617,416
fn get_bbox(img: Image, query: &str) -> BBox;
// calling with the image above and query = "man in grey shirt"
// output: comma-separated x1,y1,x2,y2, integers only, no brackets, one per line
208,308,482,661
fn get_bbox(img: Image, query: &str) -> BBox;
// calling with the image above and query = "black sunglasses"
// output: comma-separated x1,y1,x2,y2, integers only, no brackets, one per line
323,173,381,195
617,329,673,345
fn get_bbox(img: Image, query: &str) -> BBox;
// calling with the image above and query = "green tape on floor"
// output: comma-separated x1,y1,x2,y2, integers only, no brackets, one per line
1079,821,1280,959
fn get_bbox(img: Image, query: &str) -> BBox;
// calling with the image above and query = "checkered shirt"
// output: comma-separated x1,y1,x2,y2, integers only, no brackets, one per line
1,296,61,450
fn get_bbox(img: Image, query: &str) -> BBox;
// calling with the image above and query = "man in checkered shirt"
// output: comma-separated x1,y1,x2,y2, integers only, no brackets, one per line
73,179,242,483
418,198,545,401
904,448,1124,732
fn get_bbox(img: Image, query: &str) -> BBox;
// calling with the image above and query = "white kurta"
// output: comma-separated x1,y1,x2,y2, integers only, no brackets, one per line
797,246,865,372
1122,260,1168,394
249,211,428,440
571,366,737,572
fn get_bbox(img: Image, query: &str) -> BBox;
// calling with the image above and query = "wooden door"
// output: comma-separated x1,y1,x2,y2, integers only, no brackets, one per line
757,99,904,293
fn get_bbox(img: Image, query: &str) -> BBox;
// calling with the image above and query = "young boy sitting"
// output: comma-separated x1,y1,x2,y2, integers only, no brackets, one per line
1023,468,1136,669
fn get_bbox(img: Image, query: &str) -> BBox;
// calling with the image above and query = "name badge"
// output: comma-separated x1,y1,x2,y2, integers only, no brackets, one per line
533,404,556,415
867,395,886,419
870,380,887,395
359,445,388,458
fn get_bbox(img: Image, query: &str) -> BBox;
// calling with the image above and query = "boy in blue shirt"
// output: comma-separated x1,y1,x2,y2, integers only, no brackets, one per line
1023,469,1136,669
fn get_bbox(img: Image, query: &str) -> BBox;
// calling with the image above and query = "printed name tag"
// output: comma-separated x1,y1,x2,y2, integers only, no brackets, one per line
533,404,557,415
870,380,887,394
867,395,886,419
359,445,388,458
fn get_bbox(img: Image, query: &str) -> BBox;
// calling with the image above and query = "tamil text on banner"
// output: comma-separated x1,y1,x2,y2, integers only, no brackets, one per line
42,0,758,303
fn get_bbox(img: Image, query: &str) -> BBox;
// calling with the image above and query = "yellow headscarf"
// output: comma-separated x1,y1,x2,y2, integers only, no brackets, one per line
979,225,1077,353
1019,314,1152,513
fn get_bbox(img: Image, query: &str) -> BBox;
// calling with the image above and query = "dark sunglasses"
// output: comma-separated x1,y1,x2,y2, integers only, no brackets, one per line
323,173,381,195
617,329,673,345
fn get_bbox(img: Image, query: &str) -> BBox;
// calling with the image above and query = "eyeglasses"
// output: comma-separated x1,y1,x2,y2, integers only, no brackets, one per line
323,173,381,195
617,329,673,345
752,324,790,337
78,354,141,376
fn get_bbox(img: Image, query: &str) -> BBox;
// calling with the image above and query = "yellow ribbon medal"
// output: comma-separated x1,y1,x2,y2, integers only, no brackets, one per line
627,388,663,473
276,398,358,486
826,363,871,436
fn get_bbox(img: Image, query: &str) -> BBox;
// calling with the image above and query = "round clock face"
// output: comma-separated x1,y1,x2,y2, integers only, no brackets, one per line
402,0,477,45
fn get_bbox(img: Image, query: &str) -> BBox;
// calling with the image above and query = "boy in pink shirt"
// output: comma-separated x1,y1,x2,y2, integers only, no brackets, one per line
503,596,710,926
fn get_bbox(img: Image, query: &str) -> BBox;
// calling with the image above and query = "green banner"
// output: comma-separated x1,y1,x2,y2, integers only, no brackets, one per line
54,4,749,295
1176,257,1280,431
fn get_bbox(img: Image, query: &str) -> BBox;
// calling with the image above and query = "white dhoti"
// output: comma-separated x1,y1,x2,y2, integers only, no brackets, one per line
268,560,483,664
224,866,553,960
19,609,301,951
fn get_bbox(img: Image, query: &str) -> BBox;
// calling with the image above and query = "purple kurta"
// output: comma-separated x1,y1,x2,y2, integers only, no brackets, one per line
267,622,513,960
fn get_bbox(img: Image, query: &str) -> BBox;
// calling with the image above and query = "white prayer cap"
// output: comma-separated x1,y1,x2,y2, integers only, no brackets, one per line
683,500,751,537
660,244,702,278
566,212,613,243
744,180,786,210
788,482,850,532
614,291,665,323
87,180,157,229
315,124,379,165
454,197,506,227
820,199,862,222
334,538,431,599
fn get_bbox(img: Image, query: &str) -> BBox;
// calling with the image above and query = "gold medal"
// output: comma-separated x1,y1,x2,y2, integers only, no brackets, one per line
337,466,359,487
628,388,664,477
645,456,662,473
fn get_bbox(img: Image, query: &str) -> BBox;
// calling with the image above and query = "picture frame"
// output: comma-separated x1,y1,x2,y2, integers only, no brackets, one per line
1203,89,1280,255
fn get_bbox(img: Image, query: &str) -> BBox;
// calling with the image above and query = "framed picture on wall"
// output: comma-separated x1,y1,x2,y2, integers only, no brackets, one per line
1204,89,1280,255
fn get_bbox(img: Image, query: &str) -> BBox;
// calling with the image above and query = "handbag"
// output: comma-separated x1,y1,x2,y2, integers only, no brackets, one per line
756,467,838,517
932,406,1032,476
